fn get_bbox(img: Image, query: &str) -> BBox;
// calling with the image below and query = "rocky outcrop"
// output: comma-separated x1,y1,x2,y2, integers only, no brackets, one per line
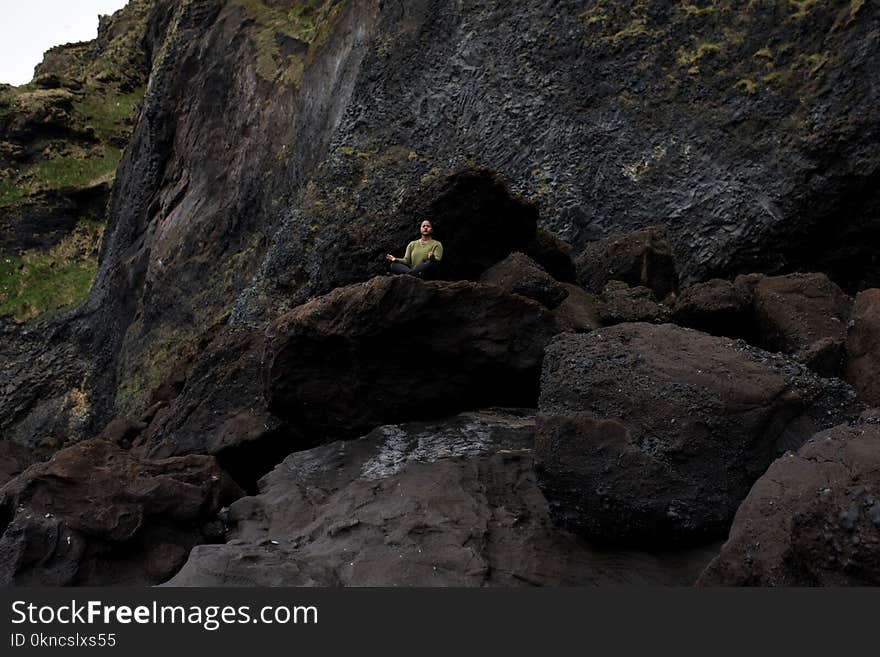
479,252,568,309
266,275,561,438
535,323,861,547
0,439,242,586
575,226,678,300
167,410,718,586
6,0,880,455
699,414,880,586
741,273,852,376
845,289,880,405
3,0,880,588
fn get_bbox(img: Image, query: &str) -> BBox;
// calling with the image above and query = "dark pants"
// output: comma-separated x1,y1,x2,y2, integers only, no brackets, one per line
389,260,438,279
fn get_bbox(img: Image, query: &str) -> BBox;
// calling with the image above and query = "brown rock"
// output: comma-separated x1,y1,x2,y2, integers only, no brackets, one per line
553,283,601,332
96,416,146,447
535,323,861,547
672,278,754,339
479,252,569,309
598,282,670,325
698,419,880,586
740,273,852,376
0,439,242,586
524,229,577,283
575,225,678,300
845,289,880,405
266,275,561,438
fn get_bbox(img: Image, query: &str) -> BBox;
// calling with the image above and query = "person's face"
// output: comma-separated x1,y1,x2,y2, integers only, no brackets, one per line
420,220,433,236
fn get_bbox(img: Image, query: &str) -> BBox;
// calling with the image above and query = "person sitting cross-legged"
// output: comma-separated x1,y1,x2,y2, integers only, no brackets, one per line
386,219,443,279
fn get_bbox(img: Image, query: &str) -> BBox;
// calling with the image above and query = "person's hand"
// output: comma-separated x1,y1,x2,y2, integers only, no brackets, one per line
386,254,395,262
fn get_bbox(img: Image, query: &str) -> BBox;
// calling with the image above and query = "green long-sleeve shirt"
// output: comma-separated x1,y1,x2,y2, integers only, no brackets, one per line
398,239,443,267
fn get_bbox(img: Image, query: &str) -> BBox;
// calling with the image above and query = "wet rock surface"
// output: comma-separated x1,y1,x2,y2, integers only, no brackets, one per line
699,417,880,586
266,276,561,438
0,439,242,586
167,410,718,586
535,323,861,547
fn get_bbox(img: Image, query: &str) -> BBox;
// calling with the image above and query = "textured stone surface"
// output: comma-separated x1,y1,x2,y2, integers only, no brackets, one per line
0,439,242,586
535,323,861,547
845,289,880,405
479,252,568,309
743,273,852,376
699,417,880,586
597,283,670,326
575,226,678,300
168,410,718,586
553,283,601,333
6,0,880,453
266,275,561,438
672,278,754,339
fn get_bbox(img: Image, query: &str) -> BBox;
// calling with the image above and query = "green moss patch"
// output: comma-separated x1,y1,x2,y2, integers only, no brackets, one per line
73,89,143,141
233,0,338,83
0,221,103,322
115,327,197,415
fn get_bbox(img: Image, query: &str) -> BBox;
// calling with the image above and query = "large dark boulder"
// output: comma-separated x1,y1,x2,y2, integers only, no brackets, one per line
845,289,880,406
0,439,242,586
575,226,678,300
266,276,561,438
535,323,861,547
740,273,852,376
130,327,298,493
698,414,880,586
479,252,568,309
167,410,718,586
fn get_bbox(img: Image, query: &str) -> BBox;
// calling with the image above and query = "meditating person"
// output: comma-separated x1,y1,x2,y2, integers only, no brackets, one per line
386,219,444,279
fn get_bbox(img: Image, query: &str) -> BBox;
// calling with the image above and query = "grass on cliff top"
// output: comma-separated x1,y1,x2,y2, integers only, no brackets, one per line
0,148,122,208
1,84,139,208
30,147,123,190
0,221,103,322
73,88,143,141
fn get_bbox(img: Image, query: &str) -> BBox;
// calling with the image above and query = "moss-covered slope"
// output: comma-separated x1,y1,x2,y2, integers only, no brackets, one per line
0,0,151,321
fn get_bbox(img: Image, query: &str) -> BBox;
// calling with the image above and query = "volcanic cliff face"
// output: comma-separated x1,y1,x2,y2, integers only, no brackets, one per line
5,0,879,450
1,0,879,586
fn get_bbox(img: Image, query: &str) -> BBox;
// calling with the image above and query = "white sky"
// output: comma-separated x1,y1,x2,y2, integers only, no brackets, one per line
0,0,129,86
